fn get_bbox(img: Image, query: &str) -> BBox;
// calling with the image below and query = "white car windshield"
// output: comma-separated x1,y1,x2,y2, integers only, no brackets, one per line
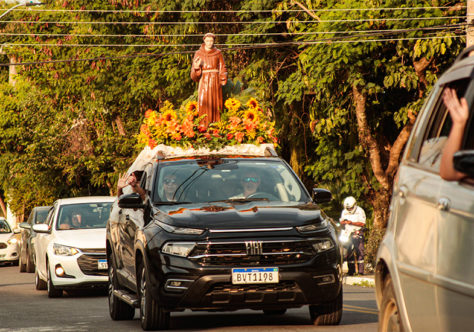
0,220,11,233
154,159,309,204
56,203,112,230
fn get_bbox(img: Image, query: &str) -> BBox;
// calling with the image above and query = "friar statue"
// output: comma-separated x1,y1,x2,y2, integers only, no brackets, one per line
190,32,228,126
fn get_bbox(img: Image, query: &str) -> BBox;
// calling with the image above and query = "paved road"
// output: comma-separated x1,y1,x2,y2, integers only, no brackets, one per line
0,264,378,331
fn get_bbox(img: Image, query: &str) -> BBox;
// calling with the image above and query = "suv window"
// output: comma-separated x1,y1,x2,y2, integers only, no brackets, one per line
417,79,470,171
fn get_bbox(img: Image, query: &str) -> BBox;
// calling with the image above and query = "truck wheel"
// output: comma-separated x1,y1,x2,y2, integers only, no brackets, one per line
379,275,402,332
35,266,47,290
309,289,342,325
19,252,26,272
47,263,62,298
139,263,170,330
108,255,135,320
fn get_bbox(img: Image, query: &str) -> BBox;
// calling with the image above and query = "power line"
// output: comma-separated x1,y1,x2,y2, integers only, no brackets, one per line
6,6,467,14
0,24,465,39
0,16,466,26
0,35,463,60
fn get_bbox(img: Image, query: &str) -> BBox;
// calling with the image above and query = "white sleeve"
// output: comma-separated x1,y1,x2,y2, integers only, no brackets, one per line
357,207,366,224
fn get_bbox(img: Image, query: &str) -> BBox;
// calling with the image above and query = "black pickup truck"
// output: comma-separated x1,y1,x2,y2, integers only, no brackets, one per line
106,145,342,330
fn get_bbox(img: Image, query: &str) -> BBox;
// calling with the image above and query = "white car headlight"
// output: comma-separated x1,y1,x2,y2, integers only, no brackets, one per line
161,242,196,257
296,219,328,233
312,239,334,253
7,238,18,245
156,220,204,235
53,243,80,256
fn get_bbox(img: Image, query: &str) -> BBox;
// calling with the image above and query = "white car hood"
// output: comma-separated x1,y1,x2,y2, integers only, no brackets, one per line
54,228,106,249
0,233,14,242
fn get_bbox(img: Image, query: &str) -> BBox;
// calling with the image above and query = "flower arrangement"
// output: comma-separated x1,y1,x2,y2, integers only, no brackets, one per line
137,97,278,150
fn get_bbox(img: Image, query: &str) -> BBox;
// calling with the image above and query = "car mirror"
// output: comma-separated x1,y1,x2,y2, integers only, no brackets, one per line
19,222,31,230
32,223,50,233
312,188,332,204
453,150,474,177
118,193,145,209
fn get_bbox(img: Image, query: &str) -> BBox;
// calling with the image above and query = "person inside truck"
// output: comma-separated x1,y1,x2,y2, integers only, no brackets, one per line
163,174,179,201
117,171,146,200
230,171,262,199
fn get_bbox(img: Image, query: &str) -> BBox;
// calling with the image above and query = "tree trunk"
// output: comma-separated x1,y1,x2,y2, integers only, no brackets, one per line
0,196,6,218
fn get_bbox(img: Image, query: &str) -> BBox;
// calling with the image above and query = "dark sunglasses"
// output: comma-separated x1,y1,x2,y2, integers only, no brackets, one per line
164,178,177,185
242,177,259,183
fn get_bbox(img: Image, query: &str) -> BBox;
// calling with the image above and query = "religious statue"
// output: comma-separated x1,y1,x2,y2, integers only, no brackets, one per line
190,32,228,126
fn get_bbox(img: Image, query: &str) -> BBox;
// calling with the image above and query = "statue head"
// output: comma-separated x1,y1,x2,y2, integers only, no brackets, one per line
203,33,216,51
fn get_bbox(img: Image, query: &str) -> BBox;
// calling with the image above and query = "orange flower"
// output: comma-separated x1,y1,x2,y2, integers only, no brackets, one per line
212,129,220,137
148,139,157,149
198,123,207,133
140,124,150,135
204,132,211,140
182,119,195,138
246,98,259,109
245,121,258,132
235,132,244,143
144,109,154,118
257,136,264,144
173,133,182,141
226,133,234,140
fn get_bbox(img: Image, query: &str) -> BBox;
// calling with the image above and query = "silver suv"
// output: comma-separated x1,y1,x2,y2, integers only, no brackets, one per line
375,47,474,331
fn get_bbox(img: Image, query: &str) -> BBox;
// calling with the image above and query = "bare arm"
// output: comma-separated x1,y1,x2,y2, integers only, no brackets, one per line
440,88,469,181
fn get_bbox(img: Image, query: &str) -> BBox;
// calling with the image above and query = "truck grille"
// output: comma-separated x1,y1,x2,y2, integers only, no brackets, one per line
77,249,107,276
189,240,314,266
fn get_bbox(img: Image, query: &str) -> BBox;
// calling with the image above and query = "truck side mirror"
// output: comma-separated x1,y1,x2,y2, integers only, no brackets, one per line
312,188,332,204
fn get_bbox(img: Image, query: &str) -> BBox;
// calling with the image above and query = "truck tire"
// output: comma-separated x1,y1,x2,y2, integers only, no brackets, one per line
379,275,403,332
35,266,47,290
26,249,35,273
309,289,342,325
19,251,26,272
139,262,169,330
108,254,135,320
47,263,63,298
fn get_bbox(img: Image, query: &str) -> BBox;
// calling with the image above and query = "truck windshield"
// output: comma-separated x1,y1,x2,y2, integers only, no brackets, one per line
154,159,309,204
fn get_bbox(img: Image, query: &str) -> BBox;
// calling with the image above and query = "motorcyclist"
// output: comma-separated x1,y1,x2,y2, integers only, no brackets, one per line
339,196,366,275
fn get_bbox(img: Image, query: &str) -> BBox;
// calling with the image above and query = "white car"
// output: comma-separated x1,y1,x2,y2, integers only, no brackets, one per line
0,217,20,265
33,196,115,297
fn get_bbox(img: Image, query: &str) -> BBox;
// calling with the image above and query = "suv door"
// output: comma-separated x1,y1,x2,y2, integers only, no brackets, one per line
435,81,474,331
392,78,470,331
35,205,56,280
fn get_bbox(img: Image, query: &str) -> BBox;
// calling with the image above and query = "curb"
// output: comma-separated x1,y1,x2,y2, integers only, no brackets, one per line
343,275,375,287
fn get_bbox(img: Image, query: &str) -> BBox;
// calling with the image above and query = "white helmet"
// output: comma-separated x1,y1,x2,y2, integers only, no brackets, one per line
343,196,357,213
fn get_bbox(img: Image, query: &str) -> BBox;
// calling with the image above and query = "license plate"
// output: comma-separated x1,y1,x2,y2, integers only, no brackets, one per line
232,267,279,284
97,259,108,270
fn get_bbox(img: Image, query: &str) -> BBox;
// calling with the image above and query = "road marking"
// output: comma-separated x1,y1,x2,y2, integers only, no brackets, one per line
343,304,379,315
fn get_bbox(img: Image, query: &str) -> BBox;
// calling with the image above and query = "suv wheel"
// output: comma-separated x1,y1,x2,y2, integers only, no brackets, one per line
35,266,47,290
139,263,170,330
379,275,402,332
19,251,26,272
108,254,135,320
309,290,342,325
47,263,62,298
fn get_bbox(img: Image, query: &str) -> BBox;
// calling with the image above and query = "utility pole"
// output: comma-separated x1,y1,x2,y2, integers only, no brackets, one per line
468,0,474,46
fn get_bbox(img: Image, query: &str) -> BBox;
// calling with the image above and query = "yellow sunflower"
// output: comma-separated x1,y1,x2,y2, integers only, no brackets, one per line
161,109,178,124
246,98,259,109
224,98,241,112
185,101,199,115
243,109,259,123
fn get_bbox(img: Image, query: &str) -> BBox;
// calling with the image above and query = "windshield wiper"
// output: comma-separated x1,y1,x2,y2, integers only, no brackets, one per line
154,201,193,205
210,198,268,204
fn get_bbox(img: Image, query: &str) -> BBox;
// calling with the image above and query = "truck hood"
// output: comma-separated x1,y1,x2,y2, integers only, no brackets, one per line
153,202,325,229
54,228,106,249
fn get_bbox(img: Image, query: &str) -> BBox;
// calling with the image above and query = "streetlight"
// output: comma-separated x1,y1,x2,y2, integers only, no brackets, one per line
0,1,43,19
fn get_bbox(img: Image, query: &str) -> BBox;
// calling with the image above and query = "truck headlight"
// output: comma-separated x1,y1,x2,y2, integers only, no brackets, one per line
296,219,328,233
161,242,196,257
53,243,79,256
156,220,204,235
312,239,334,253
